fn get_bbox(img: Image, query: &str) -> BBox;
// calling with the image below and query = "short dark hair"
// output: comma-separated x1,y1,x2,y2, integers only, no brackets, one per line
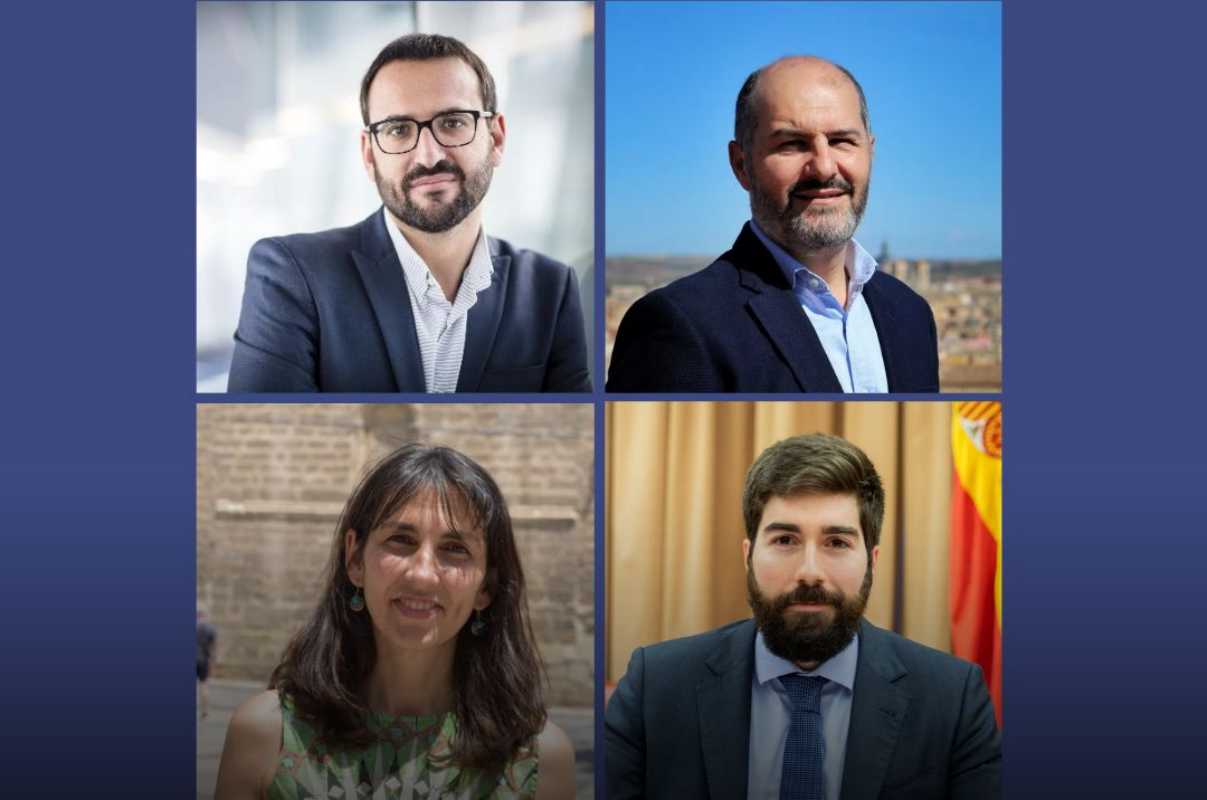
270,444,544,774
742,433,885,549
359,33,498,125
733,57,871,151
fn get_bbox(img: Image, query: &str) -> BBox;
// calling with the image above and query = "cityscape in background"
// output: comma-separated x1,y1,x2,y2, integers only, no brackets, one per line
606,245,1001,392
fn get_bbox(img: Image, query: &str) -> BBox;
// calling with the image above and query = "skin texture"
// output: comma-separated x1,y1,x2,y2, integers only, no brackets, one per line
360,57,507,300
728,57,874,305
743,492,879,670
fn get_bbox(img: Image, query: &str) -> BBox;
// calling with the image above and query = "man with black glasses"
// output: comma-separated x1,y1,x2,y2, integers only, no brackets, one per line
229,34,590,393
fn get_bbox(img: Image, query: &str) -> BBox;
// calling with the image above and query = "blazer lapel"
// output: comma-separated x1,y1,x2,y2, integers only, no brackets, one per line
732,225,844,392
840,622,911,800
351,211,425,392
861,278,902,392
698,620,756,800
456,244,510,392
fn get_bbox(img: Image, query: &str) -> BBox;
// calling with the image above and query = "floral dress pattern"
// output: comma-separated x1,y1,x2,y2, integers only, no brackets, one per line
268,696,539,800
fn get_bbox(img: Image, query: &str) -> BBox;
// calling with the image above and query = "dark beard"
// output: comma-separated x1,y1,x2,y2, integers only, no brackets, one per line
746,562,872,667
377,157,492,233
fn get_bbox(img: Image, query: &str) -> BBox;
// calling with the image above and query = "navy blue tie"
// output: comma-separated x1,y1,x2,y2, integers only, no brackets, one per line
779,674,826,800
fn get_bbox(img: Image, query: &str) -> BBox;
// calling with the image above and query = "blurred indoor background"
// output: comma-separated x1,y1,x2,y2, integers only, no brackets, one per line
197,2,595,391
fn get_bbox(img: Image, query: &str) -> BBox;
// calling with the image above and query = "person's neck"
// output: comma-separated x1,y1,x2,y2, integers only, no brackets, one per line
789,242,850,307
391,209,483,303
363,639,457,717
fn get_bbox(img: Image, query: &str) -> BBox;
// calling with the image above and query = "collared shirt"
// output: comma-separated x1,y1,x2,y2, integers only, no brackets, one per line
383,208,494,393
749,220,889,393
748,630,859,800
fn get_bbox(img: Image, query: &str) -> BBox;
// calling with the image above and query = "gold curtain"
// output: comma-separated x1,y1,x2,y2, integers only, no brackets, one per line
606,401,953,682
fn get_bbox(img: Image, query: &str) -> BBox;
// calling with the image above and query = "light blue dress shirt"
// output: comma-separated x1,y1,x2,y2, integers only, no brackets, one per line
747,631,859,800
749,220,889,393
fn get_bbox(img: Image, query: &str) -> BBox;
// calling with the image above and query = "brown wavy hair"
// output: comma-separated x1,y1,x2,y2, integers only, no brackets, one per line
269,444,545,772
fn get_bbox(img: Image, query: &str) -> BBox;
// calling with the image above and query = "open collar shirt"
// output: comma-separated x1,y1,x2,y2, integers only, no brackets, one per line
750,220,889,393
383,208,494,393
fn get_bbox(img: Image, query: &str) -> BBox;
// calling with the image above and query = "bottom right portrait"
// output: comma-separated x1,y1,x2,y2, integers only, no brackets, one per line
604,401,1002,799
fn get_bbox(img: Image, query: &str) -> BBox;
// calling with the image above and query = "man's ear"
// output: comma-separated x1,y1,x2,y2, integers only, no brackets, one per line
360,130,377,182
487,112,506,167
728,140,753,191
344,529,364,586
741,537,752,570
869,544,880,573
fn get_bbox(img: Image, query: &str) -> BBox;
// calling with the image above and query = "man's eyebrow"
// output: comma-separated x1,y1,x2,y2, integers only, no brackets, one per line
767,126,865,140
372,107,476,123
822,525,860,536
762,521,801,534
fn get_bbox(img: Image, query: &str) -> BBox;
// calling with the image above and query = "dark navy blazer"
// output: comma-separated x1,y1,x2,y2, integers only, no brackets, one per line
606,224,939,393
228,210,590,393
605,618,1002,800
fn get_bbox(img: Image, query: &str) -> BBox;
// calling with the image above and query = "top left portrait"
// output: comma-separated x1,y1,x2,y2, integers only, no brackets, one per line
197,1,595,394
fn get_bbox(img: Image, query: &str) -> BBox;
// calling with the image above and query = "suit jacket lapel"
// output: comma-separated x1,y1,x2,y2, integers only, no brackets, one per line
840,621,911,800
698,619,756,800
456,243,510,392
350,211,425,392
733,225,844,392
861,278,902,392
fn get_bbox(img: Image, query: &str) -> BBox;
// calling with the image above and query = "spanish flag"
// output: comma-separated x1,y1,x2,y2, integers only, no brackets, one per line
950,401,1002,727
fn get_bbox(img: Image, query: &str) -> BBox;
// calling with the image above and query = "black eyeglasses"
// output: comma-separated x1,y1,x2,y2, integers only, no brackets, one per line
366,110,495,154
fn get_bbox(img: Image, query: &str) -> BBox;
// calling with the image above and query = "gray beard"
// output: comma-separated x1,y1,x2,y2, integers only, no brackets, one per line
750,177,868,254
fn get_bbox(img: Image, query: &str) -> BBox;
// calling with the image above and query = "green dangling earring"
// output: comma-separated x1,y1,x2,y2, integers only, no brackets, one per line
349,587,365,612
470,608,486,636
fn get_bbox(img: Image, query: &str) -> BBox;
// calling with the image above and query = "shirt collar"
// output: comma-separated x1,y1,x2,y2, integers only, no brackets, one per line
754,628,859,693
748,218,878,304
383,207,494,308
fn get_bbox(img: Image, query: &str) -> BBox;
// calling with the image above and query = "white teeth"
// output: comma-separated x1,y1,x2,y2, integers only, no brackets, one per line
397,599,437,611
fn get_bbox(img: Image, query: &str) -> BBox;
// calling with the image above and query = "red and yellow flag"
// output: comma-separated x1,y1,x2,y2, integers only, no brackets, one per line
950,401,1002,727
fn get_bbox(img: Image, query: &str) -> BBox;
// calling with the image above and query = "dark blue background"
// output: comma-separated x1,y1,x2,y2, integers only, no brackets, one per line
1,0,1205,795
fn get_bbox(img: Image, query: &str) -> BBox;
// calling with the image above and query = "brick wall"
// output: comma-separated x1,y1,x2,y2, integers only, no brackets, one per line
196,403,594,706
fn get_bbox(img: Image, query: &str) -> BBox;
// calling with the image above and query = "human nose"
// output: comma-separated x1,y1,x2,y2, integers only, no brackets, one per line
804,138,836,181
793,541,826,585
411,123,446,165
404,543,441,586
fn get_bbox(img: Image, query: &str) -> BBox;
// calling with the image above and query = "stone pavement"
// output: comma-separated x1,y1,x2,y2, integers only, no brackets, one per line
197,679,595,799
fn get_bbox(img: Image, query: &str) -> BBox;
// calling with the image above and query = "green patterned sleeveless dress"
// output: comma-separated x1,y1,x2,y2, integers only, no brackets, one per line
267,696,540,800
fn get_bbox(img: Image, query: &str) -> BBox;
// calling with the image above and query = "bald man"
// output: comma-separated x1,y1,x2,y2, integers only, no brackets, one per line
607,57,939,394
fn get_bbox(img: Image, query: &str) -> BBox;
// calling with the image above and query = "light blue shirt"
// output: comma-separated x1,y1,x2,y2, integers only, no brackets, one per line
749,220,889,393
747,631,859,800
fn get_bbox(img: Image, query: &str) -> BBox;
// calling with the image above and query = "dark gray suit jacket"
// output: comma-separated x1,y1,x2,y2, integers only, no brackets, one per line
228,210,590,393
605,618,1001,799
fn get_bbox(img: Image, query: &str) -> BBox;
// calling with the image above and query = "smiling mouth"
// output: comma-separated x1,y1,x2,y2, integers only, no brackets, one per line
409,174,459,189
792,190,847,202
393,597,442,619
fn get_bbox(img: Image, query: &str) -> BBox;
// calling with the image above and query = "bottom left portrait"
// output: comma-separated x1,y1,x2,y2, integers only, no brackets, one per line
195,403,594,799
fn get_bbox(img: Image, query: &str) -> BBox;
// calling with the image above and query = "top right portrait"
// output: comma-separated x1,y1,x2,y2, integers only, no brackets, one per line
605,1,1001,394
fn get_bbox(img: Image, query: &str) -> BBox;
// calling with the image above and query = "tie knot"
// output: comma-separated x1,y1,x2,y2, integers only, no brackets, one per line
781,674,825,712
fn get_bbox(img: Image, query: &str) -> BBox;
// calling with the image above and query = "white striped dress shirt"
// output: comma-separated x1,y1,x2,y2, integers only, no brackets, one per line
383,208,494,393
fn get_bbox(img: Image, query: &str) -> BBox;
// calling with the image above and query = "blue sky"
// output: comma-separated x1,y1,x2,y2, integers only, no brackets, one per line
606,1,1001,259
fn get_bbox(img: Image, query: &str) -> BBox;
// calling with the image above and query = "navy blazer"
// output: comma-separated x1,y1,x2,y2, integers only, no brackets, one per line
605,618,1001,800
607,225,939,393
228,210,590,393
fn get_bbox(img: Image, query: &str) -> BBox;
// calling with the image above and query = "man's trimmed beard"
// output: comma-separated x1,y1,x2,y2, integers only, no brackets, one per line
375,156,493,234
746,557,872,666
749,166,870,253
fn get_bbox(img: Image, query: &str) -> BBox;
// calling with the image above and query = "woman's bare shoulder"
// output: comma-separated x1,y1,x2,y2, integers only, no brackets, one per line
214,690,283,800
534,719,576,800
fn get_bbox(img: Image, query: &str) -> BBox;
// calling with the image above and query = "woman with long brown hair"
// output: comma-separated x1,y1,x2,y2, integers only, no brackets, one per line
215,444,575,799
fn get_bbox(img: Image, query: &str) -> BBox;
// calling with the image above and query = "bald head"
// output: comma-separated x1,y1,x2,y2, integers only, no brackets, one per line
734,56,870,152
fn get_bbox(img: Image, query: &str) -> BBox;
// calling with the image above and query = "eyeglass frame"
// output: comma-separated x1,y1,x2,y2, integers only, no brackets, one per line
365,109,497,155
